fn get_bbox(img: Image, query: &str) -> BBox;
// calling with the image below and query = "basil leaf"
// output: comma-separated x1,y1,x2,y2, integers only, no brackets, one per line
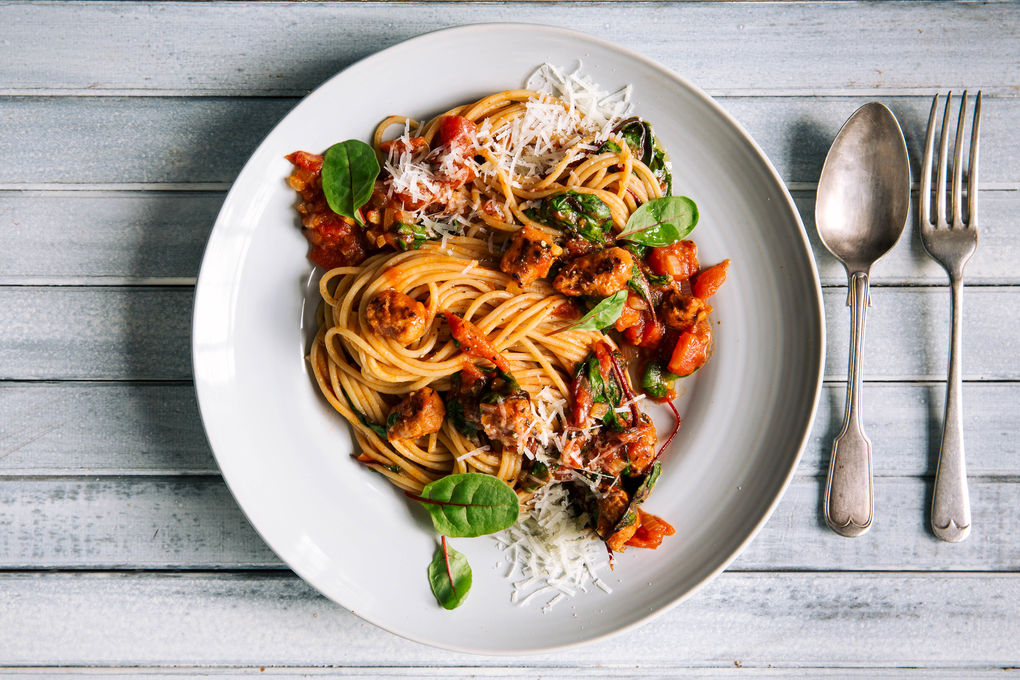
564,290,627,332
413,473,519,538
385,411,399,429
428,538,472,610
530,191,613,244
642,361,679,399
619,196,699,247
321,139,380,226
646,272,672,287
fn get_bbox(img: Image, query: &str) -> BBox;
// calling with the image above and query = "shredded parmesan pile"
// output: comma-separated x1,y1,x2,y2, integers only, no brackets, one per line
496,483,613,612
477,62,633,189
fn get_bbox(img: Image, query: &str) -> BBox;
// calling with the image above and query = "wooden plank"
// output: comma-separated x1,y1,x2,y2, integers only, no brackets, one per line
0,572,1015,666
0,475,1015,571
795,190,1020,286
820,286,1019,382
0,668,1014,679
0,191,218,283
2,286,1018,381
0,96,1018,186
2,189,1018,285
0,383,214,475
0,287,194,381
1,381,1016,478
1,2,1017,96
804,382,1018,478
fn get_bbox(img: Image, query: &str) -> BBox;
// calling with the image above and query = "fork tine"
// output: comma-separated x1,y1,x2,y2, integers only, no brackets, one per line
951,91,967,228
935,93,952,227
920,94,939,227
966,91,982,228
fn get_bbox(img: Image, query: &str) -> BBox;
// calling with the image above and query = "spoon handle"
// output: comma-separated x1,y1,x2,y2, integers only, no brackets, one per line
824,270,874,537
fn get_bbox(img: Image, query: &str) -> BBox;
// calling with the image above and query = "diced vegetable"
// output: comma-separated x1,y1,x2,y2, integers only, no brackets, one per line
647,240,699,280
395,222,430,251
692,259,730,299
667,321,712,377
624,508,676,549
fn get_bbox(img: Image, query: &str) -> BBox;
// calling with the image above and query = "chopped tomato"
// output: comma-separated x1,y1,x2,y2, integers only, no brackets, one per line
285,150,323,173
435,116,478,189
693,259,730,299
624,311,665,348
439,115,477,149
647,240,699,280
614,302,642,332
624,509,676,549
304,213,366,270
667,321,712,377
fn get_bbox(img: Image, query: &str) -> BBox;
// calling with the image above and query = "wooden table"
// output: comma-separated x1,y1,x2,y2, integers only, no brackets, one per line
1,1,1017,676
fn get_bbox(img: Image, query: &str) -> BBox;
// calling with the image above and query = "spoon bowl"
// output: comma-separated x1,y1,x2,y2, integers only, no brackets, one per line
816,102,910,537
816,103,912,271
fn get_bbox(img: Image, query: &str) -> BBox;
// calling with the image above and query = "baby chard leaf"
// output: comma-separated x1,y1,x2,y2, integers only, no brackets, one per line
618,196,699,247
428,536,472,610
408,473,519,537
563,289,628,332
321,139,380,226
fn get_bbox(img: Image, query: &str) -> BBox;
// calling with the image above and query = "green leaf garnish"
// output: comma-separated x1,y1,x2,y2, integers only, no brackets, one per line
396,222,431,251
428,536,472,610
563,290,627,332
612,119,672,195
528,190,613,244
618,196,699,247
641,361,680,399
408,473,519,538
321,139,380,226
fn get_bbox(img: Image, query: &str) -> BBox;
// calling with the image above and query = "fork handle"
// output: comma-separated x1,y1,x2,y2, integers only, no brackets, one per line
932,277,971,542
824,270,874,537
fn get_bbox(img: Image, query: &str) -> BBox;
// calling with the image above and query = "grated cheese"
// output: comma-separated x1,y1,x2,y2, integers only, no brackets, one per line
495,483,611,611
476,62,633,189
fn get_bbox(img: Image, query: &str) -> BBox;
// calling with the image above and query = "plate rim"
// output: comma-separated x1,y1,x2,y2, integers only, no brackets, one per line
192,21,826,655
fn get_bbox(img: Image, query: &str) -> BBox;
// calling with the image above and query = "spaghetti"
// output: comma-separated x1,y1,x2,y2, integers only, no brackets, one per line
288,65,728,555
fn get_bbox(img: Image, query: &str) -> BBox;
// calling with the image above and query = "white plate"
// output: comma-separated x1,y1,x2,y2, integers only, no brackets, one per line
193,24,824,654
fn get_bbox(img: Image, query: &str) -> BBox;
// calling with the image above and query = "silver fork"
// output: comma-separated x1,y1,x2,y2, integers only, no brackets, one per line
919,91,981,543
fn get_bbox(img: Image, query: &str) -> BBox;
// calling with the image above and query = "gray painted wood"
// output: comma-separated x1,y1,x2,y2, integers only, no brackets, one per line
0,474,1016,571
2,189,1018,285
0,382,213,474
1,2,1017,96
0,96,1018,186
2,286,1018,381
0,1,1016,672
0,572,1016,666
0,669,1016,679
1,381,1016,478
0,191,218,282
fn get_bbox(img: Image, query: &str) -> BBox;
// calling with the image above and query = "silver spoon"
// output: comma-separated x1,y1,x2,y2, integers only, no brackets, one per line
816,103,910,537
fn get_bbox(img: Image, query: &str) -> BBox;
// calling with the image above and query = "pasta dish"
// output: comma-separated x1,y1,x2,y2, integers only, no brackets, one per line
284,65,728,586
